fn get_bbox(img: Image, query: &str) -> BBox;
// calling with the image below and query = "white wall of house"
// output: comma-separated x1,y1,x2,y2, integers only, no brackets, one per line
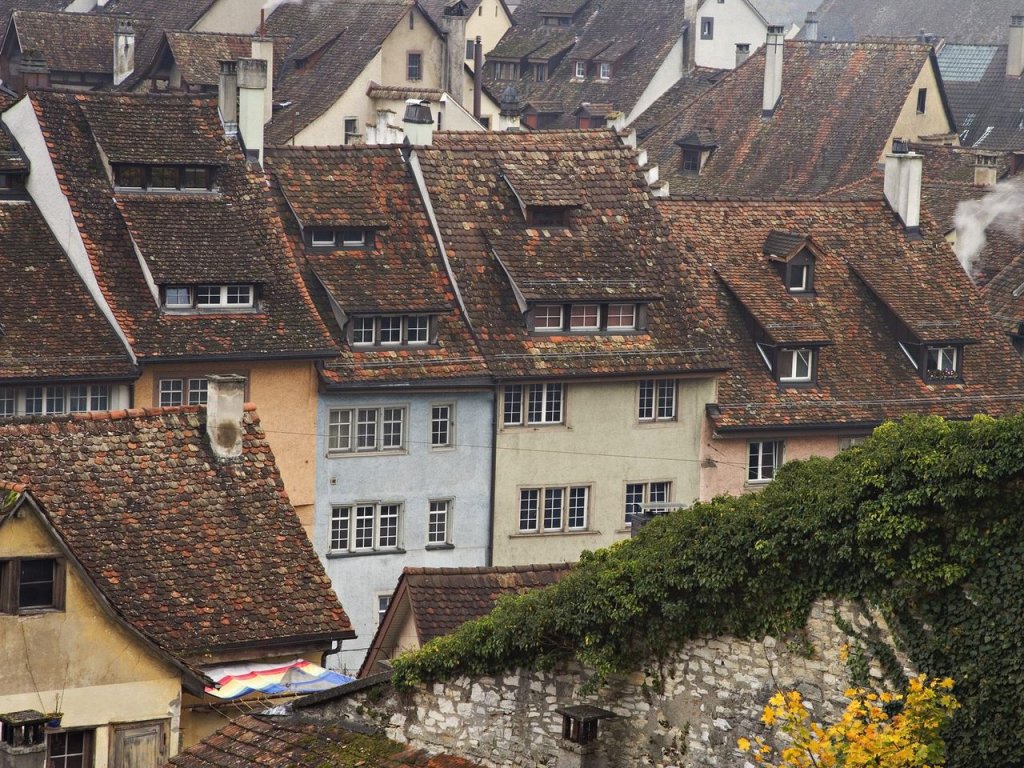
193,0,264,34
694,0,769,70
627,33,686,125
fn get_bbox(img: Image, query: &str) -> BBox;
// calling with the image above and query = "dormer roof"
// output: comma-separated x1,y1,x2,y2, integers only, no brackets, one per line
714,264,830,346
500,160,584,208
675,129,718,150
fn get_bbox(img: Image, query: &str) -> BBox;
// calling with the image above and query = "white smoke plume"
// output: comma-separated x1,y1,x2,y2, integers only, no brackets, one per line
954,178,1024,280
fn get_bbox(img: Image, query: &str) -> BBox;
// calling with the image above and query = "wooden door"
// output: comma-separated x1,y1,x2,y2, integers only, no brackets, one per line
110,720,168,768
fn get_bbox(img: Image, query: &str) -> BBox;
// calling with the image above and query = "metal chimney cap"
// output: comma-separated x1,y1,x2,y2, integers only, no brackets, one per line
403,99,433,125
891,138,910,154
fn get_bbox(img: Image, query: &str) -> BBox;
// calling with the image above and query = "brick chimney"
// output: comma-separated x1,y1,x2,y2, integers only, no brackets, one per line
883,140,923,238
1008,15,1024,78
205,375,246,460
403,99,434,146
218,60,238,135
440,1,468,106
236,57,267,163
803,11,819,41
762,25,785,117
113,18,135,86
735,42,750,67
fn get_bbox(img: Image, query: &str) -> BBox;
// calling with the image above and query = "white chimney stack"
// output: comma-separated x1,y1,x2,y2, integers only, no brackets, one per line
762,25,785,117
251,35,274,123
205,375,246,460
236,57,267,163
884,140,923,238
218,60,238,135
403,99,434,146
1008,15,1024,78
974,153,999,187
803,11,819,41
113,18,135,86
735,42,750,68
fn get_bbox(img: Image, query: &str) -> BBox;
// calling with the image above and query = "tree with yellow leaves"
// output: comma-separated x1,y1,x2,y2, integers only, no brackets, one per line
737,675,959,768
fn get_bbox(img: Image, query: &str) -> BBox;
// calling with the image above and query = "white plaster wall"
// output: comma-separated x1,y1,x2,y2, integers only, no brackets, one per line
694,0,769,70
626,34,684,125
193,0,264,34
291,52,384,145
466,0,513,61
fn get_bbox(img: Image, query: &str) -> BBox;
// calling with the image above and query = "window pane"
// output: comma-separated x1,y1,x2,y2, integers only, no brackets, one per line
568,487,587,529
311,228,336,246
649,482,670,514
356,409,377,450
196,286,221,306
19,558,54,608
428,500,449,544
159,379,183,407
543,488,563,530
638,380,654,420
225,286,252,306
382,408,404,449
151,166,179,189
534,304,563,331
354,505,375,549
503,385,522,425
69,385,89,413
165,286,192,307
527,384,544,423
330,506,350,551
378,504,399,548
45,386,65,415
24,386,44,415
407,52,422,80
407,316,429,344
90,386,108,413
431,405,451,447
519,489,539,531
352,317,375,345
116,164,146,188
182,166,211,190
340,229,367,246
377,595,391,623
607,303,636,330
380,317,402,344
569,304,600,330
788,263,809,291
187,378,208,406
545,384,563,423
625,483,644,522
0,387,14,417
657,380,676,419
748,442,760,482
328,409,352,452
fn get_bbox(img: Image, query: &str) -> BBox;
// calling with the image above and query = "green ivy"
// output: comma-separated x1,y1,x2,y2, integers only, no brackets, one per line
390,414,1024,767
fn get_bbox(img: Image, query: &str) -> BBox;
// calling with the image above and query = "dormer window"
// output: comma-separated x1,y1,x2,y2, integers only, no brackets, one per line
0,172,28,198
113,164,217,192
530,302,642,333
675,131,718,177
785,253,815,293
758,343,818,385
925,345,960,382
599,62,611,80
534,64,547,82
527,206,570,227
574,61,586,78
308,227,373,248
351,315,434,347
542,14,570,25
162,284,256,311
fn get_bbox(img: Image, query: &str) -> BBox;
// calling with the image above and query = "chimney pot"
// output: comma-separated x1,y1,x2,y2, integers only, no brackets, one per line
762,26,785,117
884,145,923,238
205,375,246,460
974,153,999,187
113,18,136,86
403,99,434,146
473,36,483,120
251,36,274,124
1009,14,1024,77
735,42,750,67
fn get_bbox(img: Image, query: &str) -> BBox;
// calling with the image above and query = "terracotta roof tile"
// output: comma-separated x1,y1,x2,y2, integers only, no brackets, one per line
0,407,352,660
163,31,258,88
9,10,152,76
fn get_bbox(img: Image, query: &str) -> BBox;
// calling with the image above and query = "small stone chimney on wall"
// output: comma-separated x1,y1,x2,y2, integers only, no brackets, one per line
0,710,47,768
762,25,785,117
803,11,819,41
735,43,750,67
1008,15,1024,78
113,18,135,86
206,375,246,460
440,1,468,105
883,139,923,238
403,99,434,146
974,153,999,187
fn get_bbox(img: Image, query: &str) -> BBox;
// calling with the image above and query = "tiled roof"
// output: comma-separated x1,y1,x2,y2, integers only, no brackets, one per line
659,198,1024,431
938,44,1024,151
413,130,728,378
416,0,487,26
0,0,69,49
813,0,1022,45
264,0,415,146
484,0,688,127
163,31,255,88
29,90,336,361
629,67,727,139
641,41,944,198
0,201,136,382
264,145,488,385
0,121,27,172
10,10,151,75
168,713,482,767
0,407,353,660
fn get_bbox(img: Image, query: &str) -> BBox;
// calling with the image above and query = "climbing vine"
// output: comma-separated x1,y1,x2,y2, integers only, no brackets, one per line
390,413,1024,767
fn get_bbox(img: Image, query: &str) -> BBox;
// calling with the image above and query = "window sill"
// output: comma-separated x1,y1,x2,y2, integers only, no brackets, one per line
9,607,63,616
326,449,409,458
161,307,262,316
425,543,455,551
500,423,568,431
511,529,600,538
326,548,407,559
637,418,678,427
429,445,456,452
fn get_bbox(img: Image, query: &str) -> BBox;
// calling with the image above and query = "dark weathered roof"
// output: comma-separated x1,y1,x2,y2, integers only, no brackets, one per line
813,0,1021,44
265,145,489,385
162,31,255,88
0,201,136,382
641,40,947,198
630,67,727,139
938,44,1024,151
10,10,151,75
660,197,1024,431
0,0,66,49
485,0,688,127
0,406,353,660
167,713,482,767
264,0,415,145
413,130,727,378
29,90,336,362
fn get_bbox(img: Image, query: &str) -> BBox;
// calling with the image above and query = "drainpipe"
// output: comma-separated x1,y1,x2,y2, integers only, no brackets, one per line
486,385,497,567
473,36,483,120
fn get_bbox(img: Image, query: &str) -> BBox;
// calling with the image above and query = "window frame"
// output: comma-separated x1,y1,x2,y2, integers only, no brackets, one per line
0,557,66,614
348,315,434,347
328,502,404,554
747,440,783,484
598,62,611,80
574,61,586,78
427,498,453,546
623,480,672,524
529,302,642,334
407,51,423,81
638,379,677,422
162,284,256,311
326,406,407,455
916,87,927,114
923,344,962,382
502,383,565,426
518,485,589,534
700,16,714,39
47,728,94,768
113,164,217,192
777,347,815,384
430,403,454,449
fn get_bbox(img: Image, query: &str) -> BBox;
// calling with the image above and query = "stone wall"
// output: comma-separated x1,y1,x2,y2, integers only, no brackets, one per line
306,600,912,767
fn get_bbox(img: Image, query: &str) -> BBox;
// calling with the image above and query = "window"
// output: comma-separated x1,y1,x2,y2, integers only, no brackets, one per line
329,503,402,553
349,315,433,346
182,167,211,190
528,206,569,227
574,61,586,78
327,407,406,454
638,380,676,421
376,594,391,624
569,304,600,331
0,558,64,613
115,164,146,188
311,228,337,247
519,486,588,533
681,148,701,174
0,388,14,418
158,377,211,407
607,303,637,330
624,481,671,523
534,64,547,82
925,345,960,381
22,386,66,416
164,285,255,310
164,286,192,308
786,260,813,292
113,164,216,191
466,39,476,59
917,87,927,114
503,383,564,425
493,61,518,80
48,730,93,768
407,52,422,81
534,305,564,331
531,303,641,333
427,499,451,545
68,384,110,413
748,440,783,483
778,348,814,383
344,117,359,144
599,62,611,80
701,16,714,39
431,404,453,448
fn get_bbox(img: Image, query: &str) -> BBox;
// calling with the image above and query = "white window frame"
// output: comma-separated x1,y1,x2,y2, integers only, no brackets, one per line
329,502,403,553
349,315,433,346
748,440,783,483
624,481,672,523
430,403,454,449
327,406,407,454
164,286,193,309
606,303,637,330
534,304,564,331
778,348,814,383
598,62,611,80
526,383,563,425
519,485,589,533
569,304,600,331
376,594,392,624
574,61,586,78
427,498,452,545
925,345,959,379
638,380,676,421
194,285,254,309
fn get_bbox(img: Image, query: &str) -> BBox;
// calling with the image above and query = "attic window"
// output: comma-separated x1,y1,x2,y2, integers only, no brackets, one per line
0,172,27,199
162,284,257,311
493,61,519,81
785,252,815,293
0,558,65,613
676,133,717,177
113,164,217,192
757,343,818,386
527,206,570,227
308,228,373,248
599,62,611,80
543,14,570,25
925,345,961,382
530,302,642,333
574,61,586,78
350,315,435,346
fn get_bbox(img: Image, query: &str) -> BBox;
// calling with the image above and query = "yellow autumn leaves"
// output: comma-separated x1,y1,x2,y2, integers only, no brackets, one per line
738,675,959,768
